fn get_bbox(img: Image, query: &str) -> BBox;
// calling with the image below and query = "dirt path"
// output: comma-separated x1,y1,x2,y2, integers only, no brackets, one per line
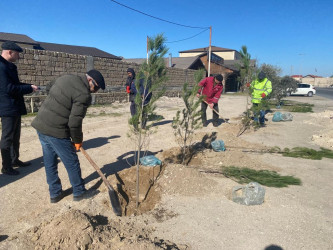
1,95,333,249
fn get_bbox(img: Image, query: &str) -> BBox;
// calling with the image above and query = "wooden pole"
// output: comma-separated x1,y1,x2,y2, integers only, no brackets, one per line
208,26,212,76
30,97,34,113
146,36,149,63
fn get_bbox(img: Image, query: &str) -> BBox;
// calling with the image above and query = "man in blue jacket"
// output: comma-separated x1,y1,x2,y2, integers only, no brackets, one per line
0,41,39,175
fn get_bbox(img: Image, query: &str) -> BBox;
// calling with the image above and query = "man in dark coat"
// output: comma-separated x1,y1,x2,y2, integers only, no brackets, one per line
0,41,39,175
125,68,137,116
32,69,105,203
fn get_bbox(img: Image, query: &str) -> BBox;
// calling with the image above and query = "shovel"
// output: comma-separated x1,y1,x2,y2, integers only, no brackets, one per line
203,100,229,123
81,147,122,216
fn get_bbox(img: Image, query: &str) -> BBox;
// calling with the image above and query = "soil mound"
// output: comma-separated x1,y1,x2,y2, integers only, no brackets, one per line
14,209,188,249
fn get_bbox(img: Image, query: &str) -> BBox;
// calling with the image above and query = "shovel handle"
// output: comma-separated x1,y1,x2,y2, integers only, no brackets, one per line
80,147,114,191
203,100,220,116
202,100,229,123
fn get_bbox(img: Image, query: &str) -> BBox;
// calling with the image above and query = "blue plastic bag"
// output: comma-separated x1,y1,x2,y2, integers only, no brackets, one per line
272,112,283,122
211,140,226,152
272,112,293,122
140,155,162,166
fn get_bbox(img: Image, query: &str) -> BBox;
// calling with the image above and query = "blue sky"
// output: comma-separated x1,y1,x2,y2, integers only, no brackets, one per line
1,0,332,77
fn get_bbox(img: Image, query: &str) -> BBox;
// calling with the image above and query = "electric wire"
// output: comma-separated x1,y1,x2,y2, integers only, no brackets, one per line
166,28,210,43
109,0,209,29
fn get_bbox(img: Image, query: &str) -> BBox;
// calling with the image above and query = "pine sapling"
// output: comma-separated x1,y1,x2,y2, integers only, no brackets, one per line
128,34,168,208
172,69,205,165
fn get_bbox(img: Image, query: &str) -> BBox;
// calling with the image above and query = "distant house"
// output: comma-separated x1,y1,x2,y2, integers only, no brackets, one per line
0,32,39,49
123,55,206,71
291,75,303,81
303,74,322,79
35,42,121,60
0,31,120,60
178,46,256,92
179,46,242,60
124,50,249,92
291,74,332,87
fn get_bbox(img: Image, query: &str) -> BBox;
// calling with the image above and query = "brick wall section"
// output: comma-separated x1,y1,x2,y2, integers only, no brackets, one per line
18,48,196,112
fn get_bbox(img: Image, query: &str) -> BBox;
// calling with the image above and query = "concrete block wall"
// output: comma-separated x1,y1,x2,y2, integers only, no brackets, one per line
18,48,197,89
24,90,183,113
19,48,197,112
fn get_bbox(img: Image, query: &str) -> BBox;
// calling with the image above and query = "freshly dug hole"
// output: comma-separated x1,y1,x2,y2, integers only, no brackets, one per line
107,164,164,216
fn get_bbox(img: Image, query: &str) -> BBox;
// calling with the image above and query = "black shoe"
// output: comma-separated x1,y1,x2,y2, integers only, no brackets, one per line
12,160,31,168
203,121,208,127
73,190,97,202
213,122,219,127
260,123,266,127
1,168,19,175
50,191,66,203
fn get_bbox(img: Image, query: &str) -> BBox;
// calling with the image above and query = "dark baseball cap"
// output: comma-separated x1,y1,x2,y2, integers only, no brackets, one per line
1,41,23,52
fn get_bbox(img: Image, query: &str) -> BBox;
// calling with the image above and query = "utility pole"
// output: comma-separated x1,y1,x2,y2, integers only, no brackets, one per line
208,26,212,76
147,36,149,63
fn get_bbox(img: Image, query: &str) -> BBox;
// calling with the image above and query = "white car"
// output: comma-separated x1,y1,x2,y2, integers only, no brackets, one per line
287,83,316,97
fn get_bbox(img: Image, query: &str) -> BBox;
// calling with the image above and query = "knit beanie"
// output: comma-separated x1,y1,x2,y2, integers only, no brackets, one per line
87,69,105,90
127,68,136,79
215,74,223,83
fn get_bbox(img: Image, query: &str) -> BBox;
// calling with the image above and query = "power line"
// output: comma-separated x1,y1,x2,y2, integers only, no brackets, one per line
166,28,210,43
109,0,209,29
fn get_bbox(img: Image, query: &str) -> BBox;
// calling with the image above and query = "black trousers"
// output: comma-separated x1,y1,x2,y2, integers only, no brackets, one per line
1,116,21,169
201,102,219,123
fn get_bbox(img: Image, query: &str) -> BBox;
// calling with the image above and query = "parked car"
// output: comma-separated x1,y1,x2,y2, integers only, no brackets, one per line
287,83,316,97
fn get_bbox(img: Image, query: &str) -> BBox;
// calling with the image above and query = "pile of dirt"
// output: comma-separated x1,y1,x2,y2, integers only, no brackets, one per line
11,209,188,250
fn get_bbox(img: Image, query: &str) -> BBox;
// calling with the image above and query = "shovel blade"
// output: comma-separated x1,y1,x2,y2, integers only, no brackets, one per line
108,188,122,216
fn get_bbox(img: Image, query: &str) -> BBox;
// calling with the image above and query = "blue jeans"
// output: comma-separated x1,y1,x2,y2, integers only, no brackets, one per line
37,132,86,198
253,110,266,124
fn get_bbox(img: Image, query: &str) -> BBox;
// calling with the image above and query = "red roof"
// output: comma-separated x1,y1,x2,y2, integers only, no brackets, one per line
291,75,303,78
303,75,322,78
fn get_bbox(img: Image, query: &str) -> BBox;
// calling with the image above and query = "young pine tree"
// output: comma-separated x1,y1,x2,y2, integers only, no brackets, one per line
172,69,205,165
128,34,168,208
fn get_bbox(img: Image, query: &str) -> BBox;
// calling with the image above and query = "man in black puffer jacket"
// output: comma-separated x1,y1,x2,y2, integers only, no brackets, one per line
32,69,105,203
0,41,39,175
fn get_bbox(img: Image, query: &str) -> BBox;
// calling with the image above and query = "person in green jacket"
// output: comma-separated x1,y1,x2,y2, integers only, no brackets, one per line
32,70,105,203
250,71,272,126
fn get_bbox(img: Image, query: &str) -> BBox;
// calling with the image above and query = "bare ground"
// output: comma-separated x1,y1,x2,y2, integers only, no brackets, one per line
1,94,333,250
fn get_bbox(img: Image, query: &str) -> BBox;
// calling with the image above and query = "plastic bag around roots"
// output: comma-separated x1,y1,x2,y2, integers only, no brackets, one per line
211,140,226,152
139,155,162,166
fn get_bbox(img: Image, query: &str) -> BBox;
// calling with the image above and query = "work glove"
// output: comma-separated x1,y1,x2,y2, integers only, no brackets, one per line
246,83,251,87
126,86,130,93
261,93,266,98
73,142,82,151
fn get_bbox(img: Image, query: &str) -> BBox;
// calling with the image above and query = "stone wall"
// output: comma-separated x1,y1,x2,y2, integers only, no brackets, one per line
300,77,333,87
24,90,184,113
18,48,195,112
18,48,196,91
